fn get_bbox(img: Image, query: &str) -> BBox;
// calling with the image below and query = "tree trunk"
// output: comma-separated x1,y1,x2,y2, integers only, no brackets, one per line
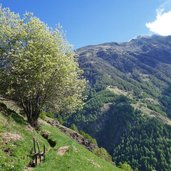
27,116,38,128
21,98,41,128
26,109,40,128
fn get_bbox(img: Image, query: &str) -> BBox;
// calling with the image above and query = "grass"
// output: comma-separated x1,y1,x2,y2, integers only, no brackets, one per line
0,112,48,171
0,110,123,171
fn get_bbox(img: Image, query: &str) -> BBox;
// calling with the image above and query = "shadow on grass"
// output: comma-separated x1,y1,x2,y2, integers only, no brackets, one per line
11,112,26,125
0,102,26,125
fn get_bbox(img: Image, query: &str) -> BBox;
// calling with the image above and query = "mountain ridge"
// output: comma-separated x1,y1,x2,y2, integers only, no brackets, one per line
66,35,171,171
77,34,171,115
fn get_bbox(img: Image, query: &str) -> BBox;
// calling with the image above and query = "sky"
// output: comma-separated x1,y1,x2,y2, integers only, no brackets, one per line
0,0,171,48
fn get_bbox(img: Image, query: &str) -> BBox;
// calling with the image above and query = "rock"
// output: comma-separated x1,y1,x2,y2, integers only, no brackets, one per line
2,132,22,144
41,131,49,139
26,125,34,132
57,146,69,156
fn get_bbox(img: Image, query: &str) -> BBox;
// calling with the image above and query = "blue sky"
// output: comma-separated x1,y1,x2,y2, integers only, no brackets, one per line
0,0,170,48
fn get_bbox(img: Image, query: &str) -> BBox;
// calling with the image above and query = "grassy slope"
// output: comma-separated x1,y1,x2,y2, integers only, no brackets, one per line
0,111,123,171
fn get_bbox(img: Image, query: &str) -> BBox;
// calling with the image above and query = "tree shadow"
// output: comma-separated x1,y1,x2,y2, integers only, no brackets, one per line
11,112,26,125
0,102,26,125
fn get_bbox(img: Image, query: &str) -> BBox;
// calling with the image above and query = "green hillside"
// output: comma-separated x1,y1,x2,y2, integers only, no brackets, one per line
0,102,123,171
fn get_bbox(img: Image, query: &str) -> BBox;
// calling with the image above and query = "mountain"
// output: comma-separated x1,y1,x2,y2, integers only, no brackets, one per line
66,35,171,171
0,99,122,171
77,35,171,106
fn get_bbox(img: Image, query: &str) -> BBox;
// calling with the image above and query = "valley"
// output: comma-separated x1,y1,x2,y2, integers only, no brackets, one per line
66,35,171,171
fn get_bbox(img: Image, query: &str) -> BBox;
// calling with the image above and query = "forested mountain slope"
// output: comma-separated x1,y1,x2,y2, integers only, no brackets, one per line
77,35,171,116
67,35,171,171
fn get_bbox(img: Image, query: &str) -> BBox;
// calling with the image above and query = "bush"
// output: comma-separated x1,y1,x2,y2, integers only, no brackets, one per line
79,130,97,145
93,147,113,163
40,111,46,120
46,112,55,118
118,162,133,171
57,116,64,124
70,124,79,132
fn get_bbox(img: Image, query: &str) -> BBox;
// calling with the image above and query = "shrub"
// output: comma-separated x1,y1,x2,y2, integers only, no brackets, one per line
118,162,133,171
79,130,97,145
70,124,79,132
40,111,46,120
93,147,113,163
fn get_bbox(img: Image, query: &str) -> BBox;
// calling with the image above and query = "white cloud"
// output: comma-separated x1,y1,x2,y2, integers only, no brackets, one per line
146,0,171,36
